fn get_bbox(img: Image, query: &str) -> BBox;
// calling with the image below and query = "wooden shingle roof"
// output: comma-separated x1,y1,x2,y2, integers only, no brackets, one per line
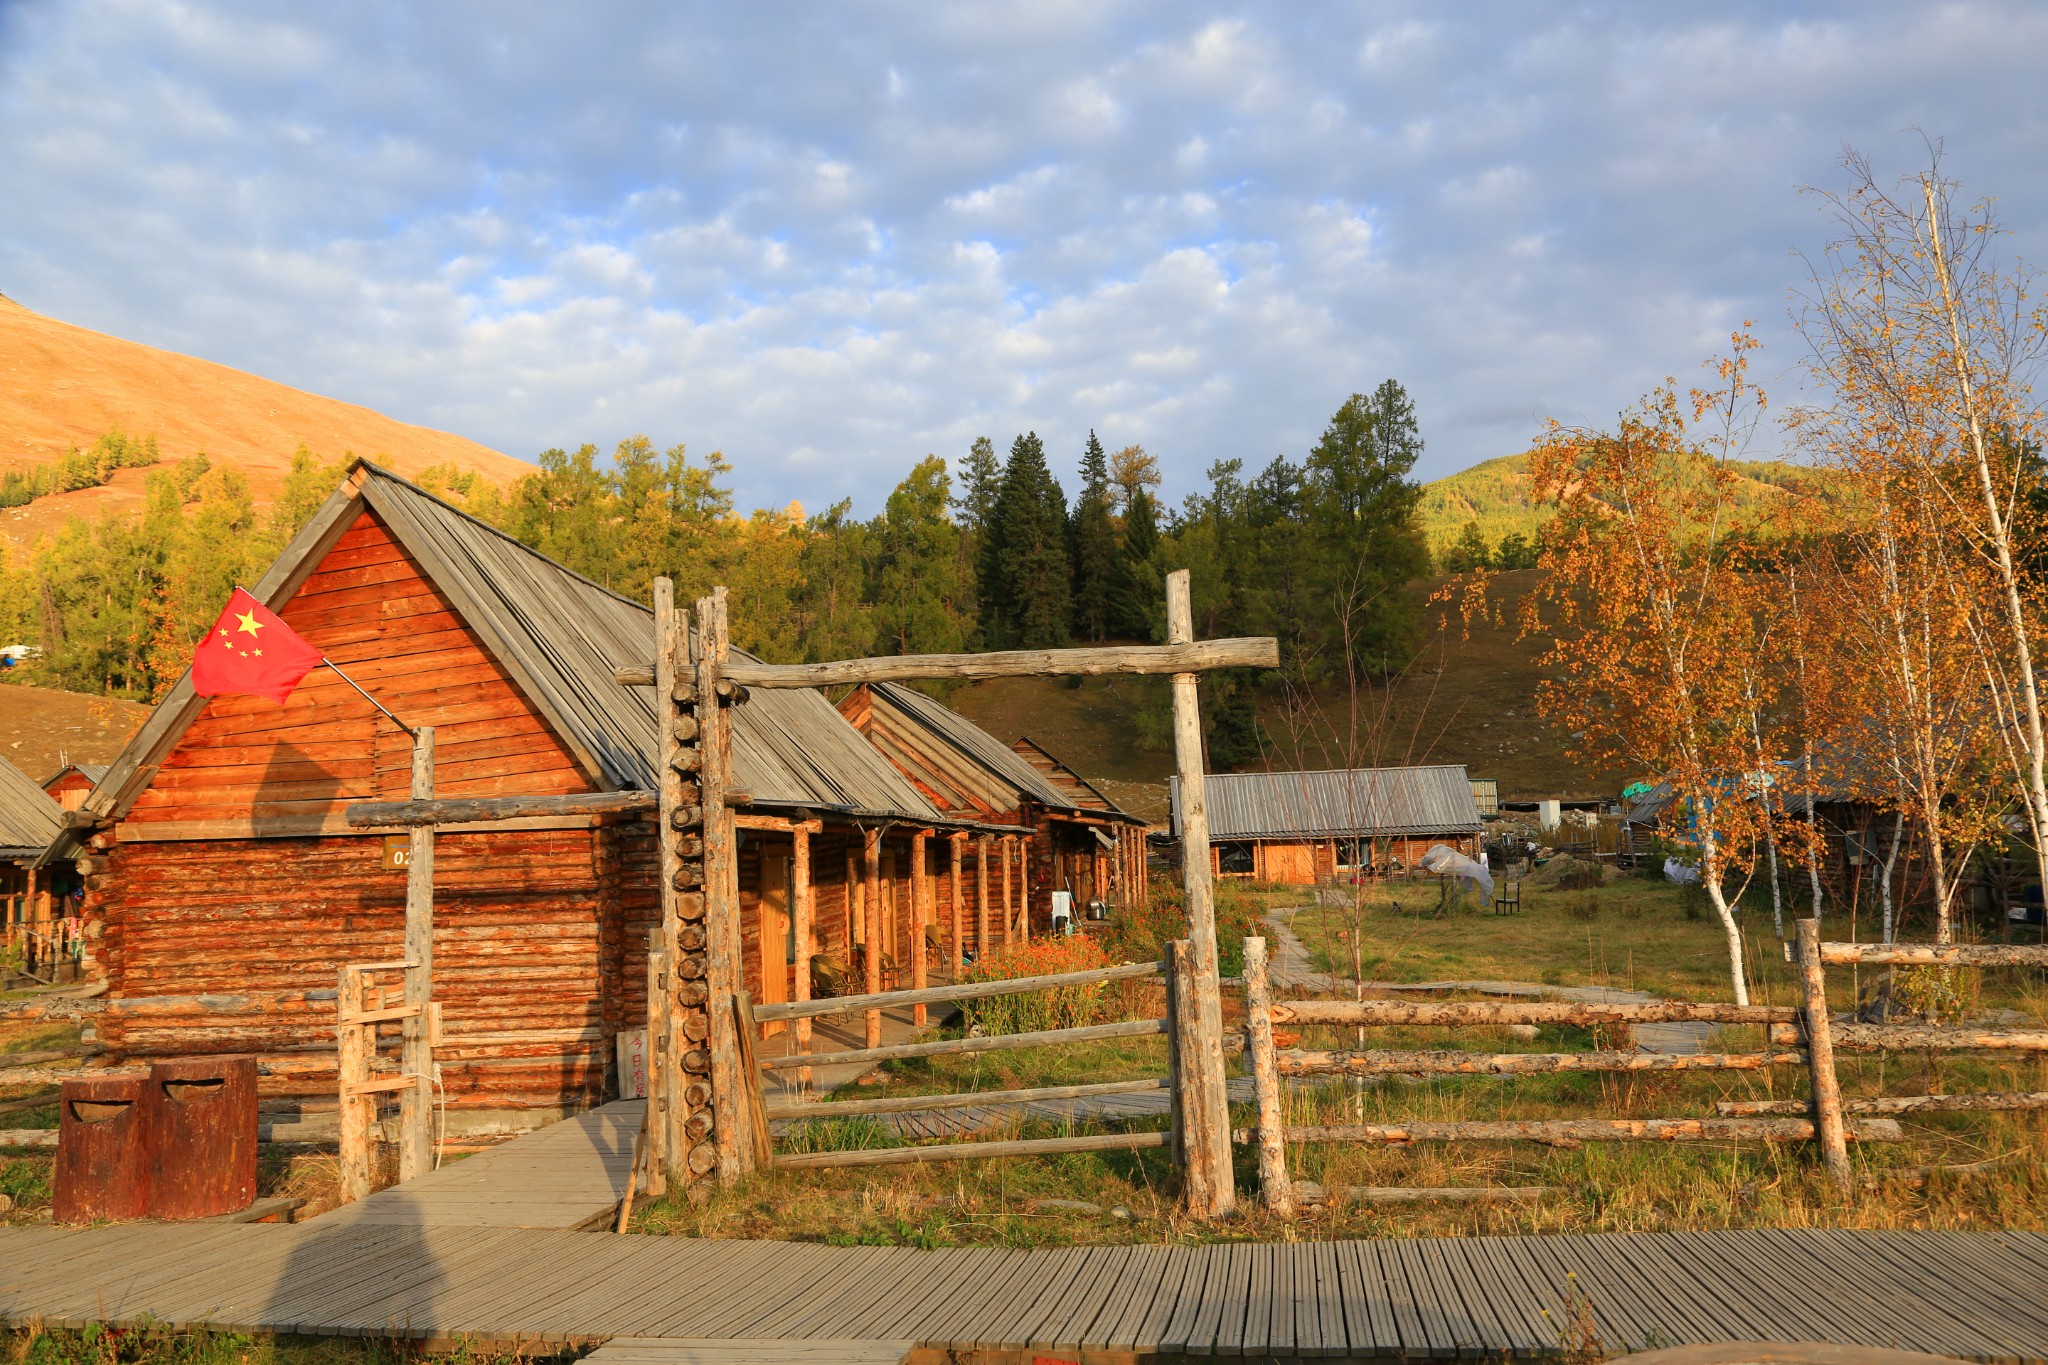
0,758,63,859
47,461,942,861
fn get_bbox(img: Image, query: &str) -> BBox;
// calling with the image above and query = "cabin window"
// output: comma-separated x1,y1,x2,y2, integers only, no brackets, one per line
1217,842,1255,875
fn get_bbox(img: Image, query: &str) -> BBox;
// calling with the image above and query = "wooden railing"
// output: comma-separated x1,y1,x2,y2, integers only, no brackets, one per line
734,954,1191,1171
1237,923,2048,1212
334,959,437,1202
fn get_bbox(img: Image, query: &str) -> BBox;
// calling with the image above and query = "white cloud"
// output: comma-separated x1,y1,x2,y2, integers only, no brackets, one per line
0,0,2044,516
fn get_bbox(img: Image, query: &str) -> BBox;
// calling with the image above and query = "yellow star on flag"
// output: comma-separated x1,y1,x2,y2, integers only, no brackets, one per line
235,610,266,637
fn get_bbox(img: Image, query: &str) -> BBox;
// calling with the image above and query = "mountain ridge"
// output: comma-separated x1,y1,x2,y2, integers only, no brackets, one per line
0,295,533,556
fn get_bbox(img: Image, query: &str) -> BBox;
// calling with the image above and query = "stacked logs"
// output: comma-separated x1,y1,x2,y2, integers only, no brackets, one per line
653,578,718,1197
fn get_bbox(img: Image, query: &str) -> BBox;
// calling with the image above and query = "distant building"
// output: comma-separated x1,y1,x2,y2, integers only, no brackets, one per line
41,763,108,812
2,757,70,978
1170,764,1484,885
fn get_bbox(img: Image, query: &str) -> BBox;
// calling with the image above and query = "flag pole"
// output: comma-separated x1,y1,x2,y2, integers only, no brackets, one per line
323,658,416,736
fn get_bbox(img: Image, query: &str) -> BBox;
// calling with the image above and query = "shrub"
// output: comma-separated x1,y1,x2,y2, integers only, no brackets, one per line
1098,880,1265,977
958,935,1114,1035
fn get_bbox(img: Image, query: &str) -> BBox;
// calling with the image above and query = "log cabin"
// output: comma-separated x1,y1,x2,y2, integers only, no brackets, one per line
41,461,1030,1131
838,682,1149,950
42,763,109,812
1172,764,1483,885
2,757,69,978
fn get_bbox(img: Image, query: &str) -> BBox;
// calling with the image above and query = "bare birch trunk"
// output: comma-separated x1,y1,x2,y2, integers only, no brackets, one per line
1699,826,1750,1006
1923,178,2048,902
1879,809,1904,944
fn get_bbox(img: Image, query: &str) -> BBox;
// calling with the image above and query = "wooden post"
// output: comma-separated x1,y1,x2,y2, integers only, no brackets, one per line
1796,917,1852,1191
911,830,930,1026
1167,939,1210,1213
975,836,990,962
337,967,372,1204
792,827,813,1087
696,588,748,1182
1019,837,1031,942
948,834,964,974
643,946,669,1199
1167,568,1235,1217
1001,837,1014,949
863,829,883,1047
1243,936,1294,1217
398,726,435,1184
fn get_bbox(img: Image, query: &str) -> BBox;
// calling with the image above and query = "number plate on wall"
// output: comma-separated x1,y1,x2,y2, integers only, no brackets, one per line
381,836,413,871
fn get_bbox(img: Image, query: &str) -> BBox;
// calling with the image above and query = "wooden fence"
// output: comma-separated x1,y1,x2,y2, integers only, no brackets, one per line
1237,921,2048,1212
333,959,436,1202
736,951,1197,1172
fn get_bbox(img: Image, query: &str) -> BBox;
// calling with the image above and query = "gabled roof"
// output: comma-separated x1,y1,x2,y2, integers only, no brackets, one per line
0,758,64,859
41,763,108,788
1011,737,1127,815
1171,764,1482,841
49,461,940,859
855,682,1083,815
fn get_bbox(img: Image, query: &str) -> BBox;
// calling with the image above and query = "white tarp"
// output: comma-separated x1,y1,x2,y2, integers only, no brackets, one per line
1664,857,1700,885
1418,842,1494,898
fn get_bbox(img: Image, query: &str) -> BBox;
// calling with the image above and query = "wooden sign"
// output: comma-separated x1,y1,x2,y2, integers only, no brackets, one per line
381,836,413,871
616,1028,649,1099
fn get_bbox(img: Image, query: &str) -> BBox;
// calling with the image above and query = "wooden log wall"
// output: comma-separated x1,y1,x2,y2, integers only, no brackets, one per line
91,828,613,1114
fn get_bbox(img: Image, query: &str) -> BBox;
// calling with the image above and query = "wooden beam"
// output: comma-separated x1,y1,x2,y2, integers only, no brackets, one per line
1266,1117,1905,1146
1797,918,1852,1191
1273,999,1799,1027
1817,941,2048,967
862,829,883,1048
773,1129,1169,1170
760,1017,1166,1071
614,636,1278,690
1168,568,1234,1218
397,727,434,1184
948,833,964,975
345,790,655,828
910,830,930,1026
791,827,812,1087
1242,936,1293,1217
754,958,1162,1022
975,835,989,961
766,1076,1167,1120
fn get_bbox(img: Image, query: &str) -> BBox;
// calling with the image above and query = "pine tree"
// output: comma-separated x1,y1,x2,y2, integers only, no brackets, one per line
1302,380,1431,671
1443,520,1492,573
1110,485,1164,641
1070,431,1117,640
982,431,1072,648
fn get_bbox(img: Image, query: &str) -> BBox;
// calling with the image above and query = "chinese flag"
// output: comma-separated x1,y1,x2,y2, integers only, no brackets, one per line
191,587,325,704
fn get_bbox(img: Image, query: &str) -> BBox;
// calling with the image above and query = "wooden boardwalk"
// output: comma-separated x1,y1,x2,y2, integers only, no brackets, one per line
2,1222,2045,1360
317,1101,641,1229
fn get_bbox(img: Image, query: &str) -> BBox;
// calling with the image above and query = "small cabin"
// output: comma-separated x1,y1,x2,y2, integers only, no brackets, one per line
46,461,1023,1132
1171,764,1484,885
2,758,70,978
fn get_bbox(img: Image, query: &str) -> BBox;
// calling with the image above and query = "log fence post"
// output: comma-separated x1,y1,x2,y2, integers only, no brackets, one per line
398,726,435,1183
792,828,813,1091
975,835,990,963
1167,939,1207,1210
1167,568,1236,1217
1796,917,1852,1191
1243,936,1294,1217
948,833,965,974
644,946,669,1198
695,587,749,1183
863,830,884,1047
911,829,930,1025
336,966,373,1204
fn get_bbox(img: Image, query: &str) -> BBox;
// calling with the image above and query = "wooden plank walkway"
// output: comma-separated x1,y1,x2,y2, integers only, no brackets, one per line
583,1338,915,1364
316,1101,641,1229
2,1222,2045,1360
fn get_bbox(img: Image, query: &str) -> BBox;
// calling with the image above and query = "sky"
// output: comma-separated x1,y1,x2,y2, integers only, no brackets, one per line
2,2,2046,515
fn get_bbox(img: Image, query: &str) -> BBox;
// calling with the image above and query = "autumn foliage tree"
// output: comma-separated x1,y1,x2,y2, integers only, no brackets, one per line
1529,338,1775,1003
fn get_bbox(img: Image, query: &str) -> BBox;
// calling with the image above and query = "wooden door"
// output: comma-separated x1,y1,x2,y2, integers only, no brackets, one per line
759,851,792,1035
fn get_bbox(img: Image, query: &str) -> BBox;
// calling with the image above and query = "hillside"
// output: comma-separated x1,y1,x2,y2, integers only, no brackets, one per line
0,295,533,556
950,569,1624,818
1417,451,1818,554
0,684,149,788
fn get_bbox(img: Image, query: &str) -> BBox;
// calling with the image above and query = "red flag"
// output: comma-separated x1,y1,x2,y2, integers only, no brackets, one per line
191,587,325,704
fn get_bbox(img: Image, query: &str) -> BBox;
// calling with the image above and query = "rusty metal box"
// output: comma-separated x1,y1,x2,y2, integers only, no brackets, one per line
145,1054,258,1220
53,1074,150,1224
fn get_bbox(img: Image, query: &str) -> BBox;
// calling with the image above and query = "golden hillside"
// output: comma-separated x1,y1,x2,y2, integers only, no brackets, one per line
0,295,532,554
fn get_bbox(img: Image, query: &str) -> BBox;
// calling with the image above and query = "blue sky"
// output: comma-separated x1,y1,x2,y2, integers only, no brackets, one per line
2,2,2044,514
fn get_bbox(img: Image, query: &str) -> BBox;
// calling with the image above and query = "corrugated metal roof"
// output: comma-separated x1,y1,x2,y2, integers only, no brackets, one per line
0,758,64,857
1171,765,1482,840
58,462,943,843
865,683,1084,814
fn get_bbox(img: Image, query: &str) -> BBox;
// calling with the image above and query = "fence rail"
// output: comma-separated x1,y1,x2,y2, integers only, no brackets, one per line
1238,918,2048,1211
740,953,1187,1171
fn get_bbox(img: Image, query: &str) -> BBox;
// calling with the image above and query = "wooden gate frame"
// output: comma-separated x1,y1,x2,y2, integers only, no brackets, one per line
616,569,1273,1216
